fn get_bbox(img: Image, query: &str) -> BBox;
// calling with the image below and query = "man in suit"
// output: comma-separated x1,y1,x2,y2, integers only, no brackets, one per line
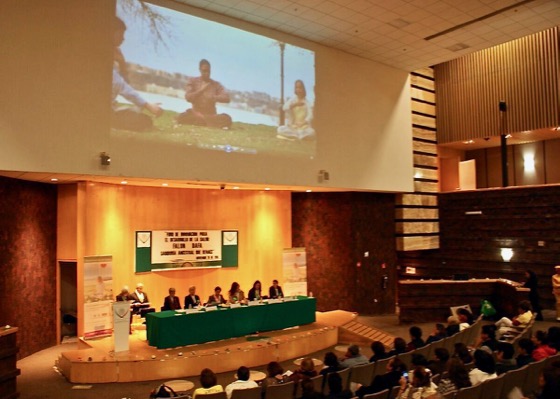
130,283,154,317
184,286,201,308
162,287,181,311
116,286,133,334
268,279,284,299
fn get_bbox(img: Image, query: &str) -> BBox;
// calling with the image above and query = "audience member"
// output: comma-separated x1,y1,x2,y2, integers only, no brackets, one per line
426,323,448,344
532,330,558,361
407,326,426,351
162,287,181,311
269,279,284,299
206,286,226,306
410,354,429,372
298,378,325,399
446,316,460,336
355,358,407,398
184,286,201,309
547,326,560,351
225,366,258,399
437,358,472,396
261,361,288,393
453,343,473,365
320,352,343,376
516,338,535,367
428,348,450,376
192,368,223,398
469,349,497,386
369,341,389,363
228,282,245,304
340,345,368,368
476,325,498,353
388,337,408,357
248,280,263,301
291,357,318,385
495,342,518,375
534,364,560,399
396,366,438,399
495,300,533,338
457,308,474,331
326,373,352,399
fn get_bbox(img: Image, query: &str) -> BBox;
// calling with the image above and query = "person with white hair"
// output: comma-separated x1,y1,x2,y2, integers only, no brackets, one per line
130,283,153,317
184,286,201,309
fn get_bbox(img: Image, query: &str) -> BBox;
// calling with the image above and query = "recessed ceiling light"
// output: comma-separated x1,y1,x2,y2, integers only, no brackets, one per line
306,189,312,193
233,186,240,190
162,183,168,187
446,43,470,52
50,178,58,182
121,180,127,185
388,18,410,29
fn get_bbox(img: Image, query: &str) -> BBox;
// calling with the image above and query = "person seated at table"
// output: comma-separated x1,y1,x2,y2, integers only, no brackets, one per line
269,279,284,299
184,286,201,309
248,280,264,301
387,337,408,357
369,340,390,363
516,338,535,367
426,323,448,344
495,342,518,375
261,361,289,393
228,282,245,304
130,283,155,317
326,372,352,399
206,286,226,306
320,352,343,376
407,326,426,351
225,366,258,399
495,300,533,338
162,287,181,311
193,368,224,398
339,344,368,368
355,357,407,398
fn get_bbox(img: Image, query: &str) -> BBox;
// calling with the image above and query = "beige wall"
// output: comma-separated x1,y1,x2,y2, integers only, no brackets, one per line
58,182,291,335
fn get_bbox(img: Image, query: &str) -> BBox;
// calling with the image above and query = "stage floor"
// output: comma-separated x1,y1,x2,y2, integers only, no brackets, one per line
57,310,356,383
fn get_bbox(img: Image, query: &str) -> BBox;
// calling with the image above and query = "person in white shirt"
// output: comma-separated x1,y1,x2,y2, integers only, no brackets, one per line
495,300,533,339
469,350,497,386
225,366,258,399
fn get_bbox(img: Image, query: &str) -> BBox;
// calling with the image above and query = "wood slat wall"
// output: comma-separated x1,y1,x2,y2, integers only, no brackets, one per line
396,67,440,251
435,27,560,143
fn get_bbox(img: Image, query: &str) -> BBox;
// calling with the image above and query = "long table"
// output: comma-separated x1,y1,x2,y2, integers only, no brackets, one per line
146,297,316,349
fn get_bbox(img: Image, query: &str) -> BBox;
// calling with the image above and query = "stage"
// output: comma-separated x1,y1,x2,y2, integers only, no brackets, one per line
57,310,363,383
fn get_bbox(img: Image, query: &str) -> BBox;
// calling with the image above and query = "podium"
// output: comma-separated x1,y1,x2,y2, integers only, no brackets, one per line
113,301,131,352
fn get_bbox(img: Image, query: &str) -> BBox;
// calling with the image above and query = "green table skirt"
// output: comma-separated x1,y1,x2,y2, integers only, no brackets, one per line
146,297,316,349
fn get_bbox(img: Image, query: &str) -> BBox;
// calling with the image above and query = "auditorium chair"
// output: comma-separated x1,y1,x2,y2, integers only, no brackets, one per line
362,388,389,399
522,357,547,396
454,382,483,399
500,364,529,399
349,362,376,386
264,381,294,399
370,356,394,383
308,374,325,394
479,373,504,398
230,386,261,399
198,392,227,399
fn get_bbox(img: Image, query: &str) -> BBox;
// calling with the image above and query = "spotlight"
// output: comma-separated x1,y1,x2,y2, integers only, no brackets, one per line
100,152,111,166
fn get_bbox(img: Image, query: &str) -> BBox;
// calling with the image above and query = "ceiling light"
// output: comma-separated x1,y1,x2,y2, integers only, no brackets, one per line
306,189,312,193
233,186,240,190
446,43,470,52
500,248,513,262
50,178,58,182
162,183,168,187
388,18,410,29
121,180,127,185
265,187,270,191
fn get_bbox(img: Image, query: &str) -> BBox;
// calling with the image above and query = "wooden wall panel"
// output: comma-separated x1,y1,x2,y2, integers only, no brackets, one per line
435,27,560,143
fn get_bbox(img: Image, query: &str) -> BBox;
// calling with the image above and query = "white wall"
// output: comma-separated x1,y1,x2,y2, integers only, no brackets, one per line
0,0,413,192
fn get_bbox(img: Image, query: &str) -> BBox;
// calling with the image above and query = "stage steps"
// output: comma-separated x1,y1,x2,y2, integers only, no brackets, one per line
338,320,395,348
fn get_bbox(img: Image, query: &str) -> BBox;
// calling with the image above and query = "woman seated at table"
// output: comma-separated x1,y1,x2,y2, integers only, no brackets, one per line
206,286,226,306
228,282,246,304
248,280,264,301
193,368,223,398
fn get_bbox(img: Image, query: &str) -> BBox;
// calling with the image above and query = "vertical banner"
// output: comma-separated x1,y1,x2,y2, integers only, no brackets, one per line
282,248,308,296
113,301,131,352
83,255,113,339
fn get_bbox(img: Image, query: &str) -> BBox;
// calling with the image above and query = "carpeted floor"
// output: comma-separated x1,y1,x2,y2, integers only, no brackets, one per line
16,313,558,399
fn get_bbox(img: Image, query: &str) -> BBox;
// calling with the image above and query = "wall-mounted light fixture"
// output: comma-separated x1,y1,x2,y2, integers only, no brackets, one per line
523,153,535,172
100,152,111,166
500,248,513,262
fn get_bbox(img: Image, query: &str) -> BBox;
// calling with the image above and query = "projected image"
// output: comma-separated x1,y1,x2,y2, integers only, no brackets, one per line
113,0,316,158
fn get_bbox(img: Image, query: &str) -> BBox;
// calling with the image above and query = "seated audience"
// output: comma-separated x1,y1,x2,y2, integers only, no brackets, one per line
494,300,533,338
407,326,426,351
410,354,429,372
228,282,245,304
291,357,318,385
162,287,181,311
326,372,352,399
340,344,368,368
516,338,535,367
428,348,450,376
184,286,201,309
396,366,438,399
206,286,226,306
269,279,284,299
320,352,343,376
457,308,474,331
355,358,407,398
261,361,288,393
476,325,498,353
495,342,518,375
532,330,558,361
469,349,497,386
369,341,390,362
248,280,263,301
426,323,448,344
437,358,472,396
446,316,460,336
193,368,223,398
388,337,408,357
298,378,325,399
225,366,258,399
535,365,560,399
547,326,560,351
453,343,473,365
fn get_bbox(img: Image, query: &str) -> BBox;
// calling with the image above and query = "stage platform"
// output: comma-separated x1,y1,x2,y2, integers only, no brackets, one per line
57,310,360,383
